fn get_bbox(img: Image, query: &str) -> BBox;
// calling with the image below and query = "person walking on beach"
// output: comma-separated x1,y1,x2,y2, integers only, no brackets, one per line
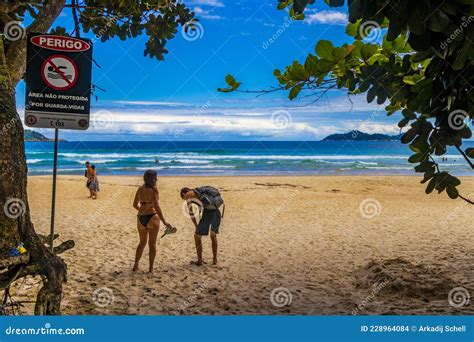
180,186,225,266
84,162,93,197
88,165,99,199
133,170,172,273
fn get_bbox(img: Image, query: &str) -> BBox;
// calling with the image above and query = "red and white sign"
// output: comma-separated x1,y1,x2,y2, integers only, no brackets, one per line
41,55,78,91
30,35,91,52
25,33,92,130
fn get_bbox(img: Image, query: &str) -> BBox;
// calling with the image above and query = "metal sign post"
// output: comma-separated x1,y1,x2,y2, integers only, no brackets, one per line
50,128,59,251
24,33,93,253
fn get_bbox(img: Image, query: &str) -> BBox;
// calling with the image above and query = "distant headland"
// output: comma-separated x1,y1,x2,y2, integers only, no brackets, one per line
322,130,401,141
24,129,66,142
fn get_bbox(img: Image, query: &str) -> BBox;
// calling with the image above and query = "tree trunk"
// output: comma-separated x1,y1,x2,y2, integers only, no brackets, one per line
0,78,67,315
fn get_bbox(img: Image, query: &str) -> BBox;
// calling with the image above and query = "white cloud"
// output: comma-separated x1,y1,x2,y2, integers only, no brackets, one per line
187,0,224,7
113,100,187,106
192,6,224,20
20,95,401,140
88,110,323,138
352,122,400,135
304,10,348,26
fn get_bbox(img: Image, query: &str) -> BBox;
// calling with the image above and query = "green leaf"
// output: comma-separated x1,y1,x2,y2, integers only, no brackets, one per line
218,74,241,92
398,117,410,128
289,62,309,81
327,0,344,6
446,185,459,199
466,148,474,159
289,83,303,100
304,55,319,76
346,21,359,37
402,76,417,85
217,88,233,93
332,47,346,61
408,153,422,163
425,177,436,194
360,45,378,61
315,40,334,60
367,86,378,103
225,74,237,87
401,129,417,144
427,9,450,32
453,43,472,70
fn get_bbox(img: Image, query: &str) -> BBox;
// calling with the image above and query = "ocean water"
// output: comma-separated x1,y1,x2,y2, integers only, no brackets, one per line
25,141,474,176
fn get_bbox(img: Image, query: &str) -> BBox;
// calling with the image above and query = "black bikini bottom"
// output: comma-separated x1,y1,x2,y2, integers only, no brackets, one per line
138,213,156,227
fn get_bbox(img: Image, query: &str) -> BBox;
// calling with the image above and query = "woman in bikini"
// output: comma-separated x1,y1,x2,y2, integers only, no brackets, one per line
132,170,172,273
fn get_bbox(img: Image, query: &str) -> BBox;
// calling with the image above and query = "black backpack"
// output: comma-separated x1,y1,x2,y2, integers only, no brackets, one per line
194,186,224,209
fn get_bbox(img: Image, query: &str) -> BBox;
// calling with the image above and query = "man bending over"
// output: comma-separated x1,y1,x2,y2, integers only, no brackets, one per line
180,186,225,266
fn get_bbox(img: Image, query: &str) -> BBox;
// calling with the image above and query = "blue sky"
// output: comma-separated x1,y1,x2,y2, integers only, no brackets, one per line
17,0,400,141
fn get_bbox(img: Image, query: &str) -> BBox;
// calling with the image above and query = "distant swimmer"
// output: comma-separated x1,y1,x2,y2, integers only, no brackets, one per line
155,158,160,164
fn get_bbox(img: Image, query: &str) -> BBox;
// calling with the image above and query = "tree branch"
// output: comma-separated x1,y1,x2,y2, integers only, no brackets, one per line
38,233,59,245
458,194,474,205
0,254,29,270
5,0,67,86
71,0,81,38
452,140,474,169
0,2,29,13
53,240,75,254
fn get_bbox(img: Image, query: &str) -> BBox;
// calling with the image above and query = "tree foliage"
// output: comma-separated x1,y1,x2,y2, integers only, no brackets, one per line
220,0,474,203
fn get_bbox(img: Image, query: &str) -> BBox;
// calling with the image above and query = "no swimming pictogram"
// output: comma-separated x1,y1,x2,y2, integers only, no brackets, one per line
42,55,78,91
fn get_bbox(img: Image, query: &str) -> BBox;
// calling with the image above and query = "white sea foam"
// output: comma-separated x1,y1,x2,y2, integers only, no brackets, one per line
26,159,43,164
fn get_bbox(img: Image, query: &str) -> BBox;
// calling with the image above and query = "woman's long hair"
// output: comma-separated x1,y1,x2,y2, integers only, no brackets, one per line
143,170,158,192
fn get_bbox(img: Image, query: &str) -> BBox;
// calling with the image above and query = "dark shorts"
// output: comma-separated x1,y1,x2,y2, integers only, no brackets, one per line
196,209,221,236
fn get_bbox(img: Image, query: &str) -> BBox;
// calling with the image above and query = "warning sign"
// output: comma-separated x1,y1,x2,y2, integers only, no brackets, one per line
25,34,93,130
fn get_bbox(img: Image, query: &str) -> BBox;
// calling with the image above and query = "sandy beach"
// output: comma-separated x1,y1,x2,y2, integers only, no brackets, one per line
12,175,474,315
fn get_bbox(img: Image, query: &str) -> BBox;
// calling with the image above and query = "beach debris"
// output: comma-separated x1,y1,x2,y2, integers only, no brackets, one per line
161,226,178,238
9,243,27,257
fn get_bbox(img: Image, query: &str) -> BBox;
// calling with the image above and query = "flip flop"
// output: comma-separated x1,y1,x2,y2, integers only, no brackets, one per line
161,226,178,239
